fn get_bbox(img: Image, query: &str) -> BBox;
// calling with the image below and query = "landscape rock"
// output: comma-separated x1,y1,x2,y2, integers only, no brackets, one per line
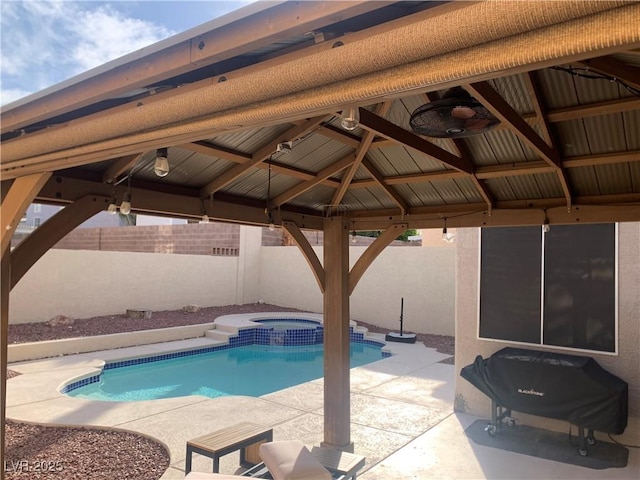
182,304,201,313
46,315,75,327
126,309,152,320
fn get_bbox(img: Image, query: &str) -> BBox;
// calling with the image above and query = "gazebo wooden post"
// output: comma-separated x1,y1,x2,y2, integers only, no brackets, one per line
1,253,9,480
321,215,353,452
0,172,50,480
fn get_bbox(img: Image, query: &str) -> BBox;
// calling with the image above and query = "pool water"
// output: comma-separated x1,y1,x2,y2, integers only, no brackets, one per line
67,342,383,401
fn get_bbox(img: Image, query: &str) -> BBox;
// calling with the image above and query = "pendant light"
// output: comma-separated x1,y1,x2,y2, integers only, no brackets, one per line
154,148,169,177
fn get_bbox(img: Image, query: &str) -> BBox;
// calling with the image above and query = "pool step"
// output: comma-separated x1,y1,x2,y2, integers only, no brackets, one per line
205,329,235,343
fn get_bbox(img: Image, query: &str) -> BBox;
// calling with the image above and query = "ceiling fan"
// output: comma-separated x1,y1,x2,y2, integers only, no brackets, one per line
409,87,500,138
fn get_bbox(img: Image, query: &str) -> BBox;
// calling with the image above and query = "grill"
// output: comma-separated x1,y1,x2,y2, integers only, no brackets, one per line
460,347,628,456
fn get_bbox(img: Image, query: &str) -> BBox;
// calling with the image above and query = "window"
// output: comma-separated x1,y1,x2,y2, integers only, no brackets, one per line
479,224,617,354
33,203,42,213
33,217,41,227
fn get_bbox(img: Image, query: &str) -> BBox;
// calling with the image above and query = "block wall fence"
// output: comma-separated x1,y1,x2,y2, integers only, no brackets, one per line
9,226,455,336
48,222,418,253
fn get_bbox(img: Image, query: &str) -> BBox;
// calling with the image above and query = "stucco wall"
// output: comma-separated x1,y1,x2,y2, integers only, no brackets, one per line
454,223,640,420
9,249,239,323
9,229,456,335
259,245,456,335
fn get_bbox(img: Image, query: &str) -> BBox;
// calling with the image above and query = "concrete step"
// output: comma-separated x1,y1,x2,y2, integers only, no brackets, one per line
205,329,235,342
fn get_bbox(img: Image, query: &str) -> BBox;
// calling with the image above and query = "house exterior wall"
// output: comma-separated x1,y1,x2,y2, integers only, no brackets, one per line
454,223,640,419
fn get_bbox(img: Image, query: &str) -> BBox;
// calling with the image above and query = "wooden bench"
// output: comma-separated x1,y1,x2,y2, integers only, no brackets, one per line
185,422,273,474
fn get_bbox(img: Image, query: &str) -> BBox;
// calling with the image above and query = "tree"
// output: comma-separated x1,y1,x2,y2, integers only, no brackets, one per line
357,229,418,242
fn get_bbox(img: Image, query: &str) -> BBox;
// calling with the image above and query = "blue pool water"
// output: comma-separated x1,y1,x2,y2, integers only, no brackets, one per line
66,342,384,401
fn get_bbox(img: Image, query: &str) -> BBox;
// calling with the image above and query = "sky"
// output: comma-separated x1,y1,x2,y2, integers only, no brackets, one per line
0,0,254,106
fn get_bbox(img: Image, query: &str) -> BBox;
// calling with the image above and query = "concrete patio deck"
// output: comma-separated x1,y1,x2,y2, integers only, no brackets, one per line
6,333,639,479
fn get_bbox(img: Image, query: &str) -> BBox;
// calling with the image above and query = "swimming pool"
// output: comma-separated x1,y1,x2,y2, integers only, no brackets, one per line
64,342,383,401
63,318,389,401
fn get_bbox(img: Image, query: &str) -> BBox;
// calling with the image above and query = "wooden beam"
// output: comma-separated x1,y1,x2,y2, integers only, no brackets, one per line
272,153,356,207
200,116,327,196
348,150,640,189
352,161,552,186
322,216,352,451
364,170,467,186
580,55,640,90
282,221,325,293
181,141,343,187
523,72,553,146
349,223,408,295
453,139,493,210
0,172,51,257
316,125,361,149
0,180,13,205
360,158,409,213
10,195,109,289
36,175,325,231
563,150,640,168
546,97,640,123
358,108,474,174
181,141,252,164
475,161,553,179
332,102,391,206
329,135,371,206
523,72,573,207
102,153,144,184
1,253,9,480
466,82,563,170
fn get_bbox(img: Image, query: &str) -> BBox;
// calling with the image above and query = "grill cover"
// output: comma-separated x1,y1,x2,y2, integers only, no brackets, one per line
460,347,628,434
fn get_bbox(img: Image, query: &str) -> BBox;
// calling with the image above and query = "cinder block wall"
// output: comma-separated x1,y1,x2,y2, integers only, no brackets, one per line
263,228,420,247
54,223,241,255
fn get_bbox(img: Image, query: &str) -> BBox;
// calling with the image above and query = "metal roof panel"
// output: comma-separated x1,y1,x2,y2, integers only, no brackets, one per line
490,74,534,114
593,163,634,195
623,109,640,150
567,166,599,196
583,114,627,155
554,120,590,157
461,135,497,166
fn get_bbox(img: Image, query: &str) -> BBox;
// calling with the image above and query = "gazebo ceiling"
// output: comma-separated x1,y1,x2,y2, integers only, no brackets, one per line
2,1,640,231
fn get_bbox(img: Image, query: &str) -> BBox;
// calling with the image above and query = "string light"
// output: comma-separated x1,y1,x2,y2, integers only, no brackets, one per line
120,192,132,215
120,176,132,215
340,106,360,131
154,148,169,177
442,218,455,243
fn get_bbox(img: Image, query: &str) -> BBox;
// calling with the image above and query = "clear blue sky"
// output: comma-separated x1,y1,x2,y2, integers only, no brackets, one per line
1,1,253,106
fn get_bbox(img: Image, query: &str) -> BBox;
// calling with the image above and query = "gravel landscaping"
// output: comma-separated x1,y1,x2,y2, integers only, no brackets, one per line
5,303,455,479
4,421,169,480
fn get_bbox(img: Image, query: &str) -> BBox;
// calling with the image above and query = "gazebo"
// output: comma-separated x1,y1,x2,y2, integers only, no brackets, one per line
2,1,639,473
